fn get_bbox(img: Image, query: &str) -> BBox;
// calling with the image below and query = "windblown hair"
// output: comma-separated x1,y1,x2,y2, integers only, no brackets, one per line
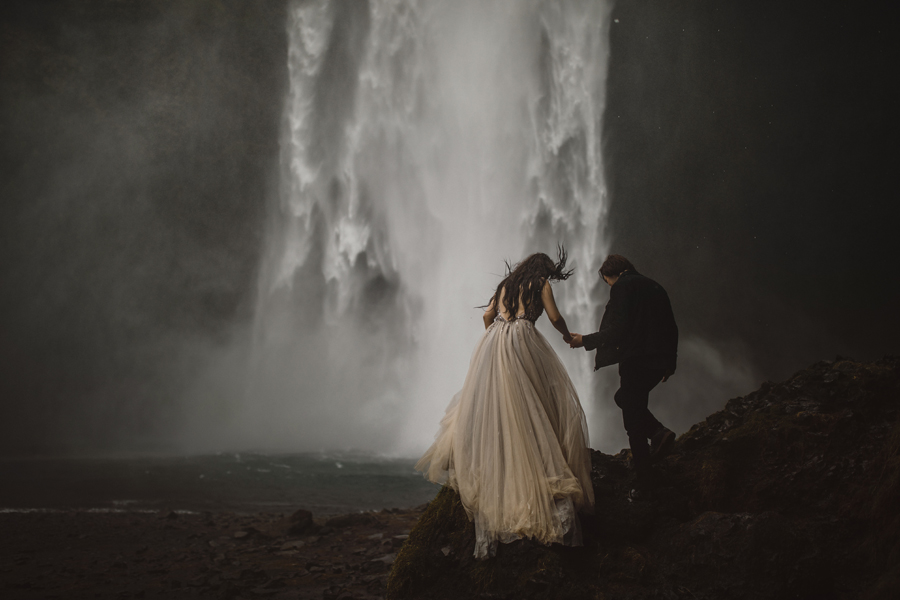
599,254,635,279
492,245,573,318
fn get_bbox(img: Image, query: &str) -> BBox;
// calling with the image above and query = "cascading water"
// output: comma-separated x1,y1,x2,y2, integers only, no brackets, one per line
246,0,614,455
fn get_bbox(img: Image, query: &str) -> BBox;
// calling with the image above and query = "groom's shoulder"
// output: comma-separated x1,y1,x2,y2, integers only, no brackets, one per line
622,271,669,296
619,270,650,288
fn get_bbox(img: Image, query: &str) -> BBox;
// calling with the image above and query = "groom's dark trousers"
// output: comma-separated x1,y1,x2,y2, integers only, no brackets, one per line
616,359,666,462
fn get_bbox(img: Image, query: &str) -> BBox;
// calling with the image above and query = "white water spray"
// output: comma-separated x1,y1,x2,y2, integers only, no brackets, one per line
246,0,613,455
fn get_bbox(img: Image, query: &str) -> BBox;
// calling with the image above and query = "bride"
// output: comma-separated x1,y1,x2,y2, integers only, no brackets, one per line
416,248,594,559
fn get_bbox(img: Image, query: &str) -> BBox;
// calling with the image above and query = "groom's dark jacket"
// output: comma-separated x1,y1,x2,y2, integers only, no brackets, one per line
582,270,678,372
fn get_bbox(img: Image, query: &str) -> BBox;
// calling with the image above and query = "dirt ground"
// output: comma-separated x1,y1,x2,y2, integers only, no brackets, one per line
0,506,425,600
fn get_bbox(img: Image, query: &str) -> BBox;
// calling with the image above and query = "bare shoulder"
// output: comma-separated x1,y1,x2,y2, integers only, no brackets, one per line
541,278,558,303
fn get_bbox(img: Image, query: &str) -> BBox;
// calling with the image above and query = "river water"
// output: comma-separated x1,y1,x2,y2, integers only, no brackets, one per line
0,452,439,515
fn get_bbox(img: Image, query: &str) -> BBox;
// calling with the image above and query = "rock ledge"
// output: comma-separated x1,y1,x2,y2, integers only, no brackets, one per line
388,357,900,600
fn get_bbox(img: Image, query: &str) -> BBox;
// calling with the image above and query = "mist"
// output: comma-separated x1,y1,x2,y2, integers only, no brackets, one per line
1,0,895,458
213,0,616,456
0,0,285,454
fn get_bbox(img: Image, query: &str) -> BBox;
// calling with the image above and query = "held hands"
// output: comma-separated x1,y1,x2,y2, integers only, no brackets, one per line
568,333,584,349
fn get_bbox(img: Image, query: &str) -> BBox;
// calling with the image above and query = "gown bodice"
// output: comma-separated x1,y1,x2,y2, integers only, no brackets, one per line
495,313,531,324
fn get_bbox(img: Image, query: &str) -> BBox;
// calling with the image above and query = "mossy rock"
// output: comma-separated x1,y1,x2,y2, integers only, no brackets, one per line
387,486,617,600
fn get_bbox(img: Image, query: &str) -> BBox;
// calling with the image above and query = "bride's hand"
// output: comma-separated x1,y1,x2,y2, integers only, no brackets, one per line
563,332,573,344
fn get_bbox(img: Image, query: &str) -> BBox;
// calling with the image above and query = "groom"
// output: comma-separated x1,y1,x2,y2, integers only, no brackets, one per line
569,254,678,476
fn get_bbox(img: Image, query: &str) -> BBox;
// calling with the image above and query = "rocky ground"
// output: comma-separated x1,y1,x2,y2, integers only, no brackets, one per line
0,505,423,599
3,357,898,600
388,357,900,599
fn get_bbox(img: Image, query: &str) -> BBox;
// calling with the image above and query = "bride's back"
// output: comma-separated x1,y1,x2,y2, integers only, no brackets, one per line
496,282,544,322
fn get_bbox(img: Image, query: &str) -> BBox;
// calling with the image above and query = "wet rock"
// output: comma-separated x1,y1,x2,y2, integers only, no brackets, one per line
286,509,314,536
323,586,351,600
326,512,379,528
239,567,267,581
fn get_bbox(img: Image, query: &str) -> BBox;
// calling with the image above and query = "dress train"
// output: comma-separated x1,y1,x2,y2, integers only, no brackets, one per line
416,315,594,558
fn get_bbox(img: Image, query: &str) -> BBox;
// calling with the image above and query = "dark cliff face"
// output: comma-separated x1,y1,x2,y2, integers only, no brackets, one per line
0,0,288,452
602,1,900,378
387,357,900,600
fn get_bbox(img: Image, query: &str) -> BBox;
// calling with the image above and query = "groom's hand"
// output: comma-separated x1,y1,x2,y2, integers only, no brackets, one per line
568,334,584,349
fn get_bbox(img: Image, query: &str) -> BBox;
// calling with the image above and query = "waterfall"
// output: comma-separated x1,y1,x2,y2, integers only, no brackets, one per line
246,0,613,455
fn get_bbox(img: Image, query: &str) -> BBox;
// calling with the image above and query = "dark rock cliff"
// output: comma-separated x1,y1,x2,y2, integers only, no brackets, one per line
387,357,900,599
0,0,288,452
603,0,900,373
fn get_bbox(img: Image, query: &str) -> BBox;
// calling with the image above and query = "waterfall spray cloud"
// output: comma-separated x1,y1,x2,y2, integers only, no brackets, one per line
235,0,614,455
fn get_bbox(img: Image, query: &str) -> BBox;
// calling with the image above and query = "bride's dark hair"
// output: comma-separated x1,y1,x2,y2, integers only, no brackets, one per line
492,245,573,318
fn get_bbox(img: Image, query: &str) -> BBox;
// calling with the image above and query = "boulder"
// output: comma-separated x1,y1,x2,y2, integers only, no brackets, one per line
287,509,314,536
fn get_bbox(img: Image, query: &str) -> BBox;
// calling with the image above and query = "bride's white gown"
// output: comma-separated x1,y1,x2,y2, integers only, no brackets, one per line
416,311,594,558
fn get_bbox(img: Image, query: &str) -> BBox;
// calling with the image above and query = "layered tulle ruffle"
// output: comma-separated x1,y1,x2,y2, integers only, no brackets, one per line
416,316,594,558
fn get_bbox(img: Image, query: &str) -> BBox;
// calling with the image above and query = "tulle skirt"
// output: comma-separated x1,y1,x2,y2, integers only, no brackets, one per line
416,317,594,558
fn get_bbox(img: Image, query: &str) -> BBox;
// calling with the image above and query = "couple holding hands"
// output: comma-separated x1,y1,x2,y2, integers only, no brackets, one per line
416,249,678,558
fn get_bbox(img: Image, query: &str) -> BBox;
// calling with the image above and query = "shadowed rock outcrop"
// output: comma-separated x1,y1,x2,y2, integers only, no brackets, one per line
388,357,900,599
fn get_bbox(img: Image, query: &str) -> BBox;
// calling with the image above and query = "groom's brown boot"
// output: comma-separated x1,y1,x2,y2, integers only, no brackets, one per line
650,428,675,464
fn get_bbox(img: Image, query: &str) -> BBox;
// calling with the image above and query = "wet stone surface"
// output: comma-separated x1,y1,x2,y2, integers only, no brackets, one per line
0,505,424,600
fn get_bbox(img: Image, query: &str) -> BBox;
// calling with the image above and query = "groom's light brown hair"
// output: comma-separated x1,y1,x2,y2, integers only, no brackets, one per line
599,254,635,278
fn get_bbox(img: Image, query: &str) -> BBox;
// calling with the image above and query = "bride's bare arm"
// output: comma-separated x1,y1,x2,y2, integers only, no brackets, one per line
483,296,498,329
541,280,572,343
